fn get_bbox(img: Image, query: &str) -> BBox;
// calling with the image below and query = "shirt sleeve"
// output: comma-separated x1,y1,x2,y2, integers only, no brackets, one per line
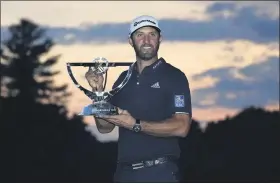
169,71,192,118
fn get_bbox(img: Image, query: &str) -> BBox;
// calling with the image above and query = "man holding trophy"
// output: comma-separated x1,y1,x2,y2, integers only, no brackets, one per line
84,15,192,182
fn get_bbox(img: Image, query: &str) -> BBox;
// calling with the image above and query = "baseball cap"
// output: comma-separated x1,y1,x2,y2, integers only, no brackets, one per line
129,15,161,36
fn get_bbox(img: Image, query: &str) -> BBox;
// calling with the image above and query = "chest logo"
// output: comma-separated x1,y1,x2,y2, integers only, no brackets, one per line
175,95,185,107
151,82,160,88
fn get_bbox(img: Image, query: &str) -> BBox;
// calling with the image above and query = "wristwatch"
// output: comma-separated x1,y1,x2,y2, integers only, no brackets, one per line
132,119,142,132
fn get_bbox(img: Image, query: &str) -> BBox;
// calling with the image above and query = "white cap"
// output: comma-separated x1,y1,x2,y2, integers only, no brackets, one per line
129,15,161,36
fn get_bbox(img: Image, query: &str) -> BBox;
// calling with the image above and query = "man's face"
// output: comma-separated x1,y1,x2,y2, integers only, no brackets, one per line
129,26,162,61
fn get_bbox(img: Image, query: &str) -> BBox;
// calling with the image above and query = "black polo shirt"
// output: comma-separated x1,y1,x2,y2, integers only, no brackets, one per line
109,58,192,162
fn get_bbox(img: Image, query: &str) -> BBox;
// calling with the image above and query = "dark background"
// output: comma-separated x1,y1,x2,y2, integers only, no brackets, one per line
1,19,279,183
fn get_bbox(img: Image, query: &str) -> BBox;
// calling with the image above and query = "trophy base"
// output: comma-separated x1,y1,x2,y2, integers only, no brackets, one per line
79,101,118,116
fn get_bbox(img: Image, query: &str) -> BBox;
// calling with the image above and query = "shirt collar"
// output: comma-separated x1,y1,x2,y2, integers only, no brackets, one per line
134,57,166,73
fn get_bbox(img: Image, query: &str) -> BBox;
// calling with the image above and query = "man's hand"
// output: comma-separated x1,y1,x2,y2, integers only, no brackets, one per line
96,108,135,130
85,68,104,92
85,68,116,133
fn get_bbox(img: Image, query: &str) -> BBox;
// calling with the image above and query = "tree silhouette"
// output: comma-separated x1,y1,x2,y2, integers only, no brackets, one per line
1,18,101,182
1,18,70,107
179,107,280,182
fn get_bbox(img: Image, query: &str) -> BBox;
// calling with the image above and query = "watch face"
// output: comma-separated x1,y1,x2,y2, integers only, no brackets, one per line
133,124,141,132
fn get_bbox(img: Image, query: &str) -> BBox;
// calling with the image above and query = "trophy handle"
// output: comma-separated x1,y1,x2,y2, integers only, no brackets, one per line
66,63,97,100
106,62,135,98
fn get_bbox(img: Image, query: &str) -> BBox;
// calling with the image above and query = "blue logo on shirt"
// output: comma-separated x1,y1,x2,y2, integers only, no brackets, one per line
174,95,185,107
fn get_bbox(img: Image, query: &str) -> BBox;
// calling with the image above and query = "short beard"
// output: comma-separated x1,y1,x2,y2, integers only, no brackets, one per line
132,39,160,61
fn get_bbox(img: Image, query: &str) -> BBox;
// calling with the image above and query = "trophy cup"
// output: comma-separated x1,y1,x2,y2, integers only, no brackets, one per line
66,57,134,116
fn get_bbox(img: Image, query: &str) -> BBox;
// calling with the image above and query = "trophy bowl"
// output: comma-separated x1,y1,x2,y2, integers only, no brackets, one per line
66,57,134,116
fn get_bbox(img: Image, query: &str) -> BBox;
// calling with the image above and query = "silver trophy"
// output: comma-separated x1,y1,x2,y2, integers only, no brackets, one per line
66,57,134,116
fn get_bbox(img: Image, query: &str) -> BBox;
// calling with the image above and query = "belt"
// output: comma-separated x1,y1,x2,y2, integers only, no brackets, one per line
118,155,177,170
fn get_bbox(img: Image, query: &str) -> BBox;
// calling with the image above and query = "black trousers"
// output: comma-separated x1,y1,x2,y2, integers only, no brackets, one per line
113,161,180,183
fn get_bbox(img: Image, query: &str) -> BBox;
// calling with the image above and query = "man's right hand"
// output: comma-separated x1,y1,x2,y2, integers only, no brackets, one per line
85,68,115,133
85,68,104,92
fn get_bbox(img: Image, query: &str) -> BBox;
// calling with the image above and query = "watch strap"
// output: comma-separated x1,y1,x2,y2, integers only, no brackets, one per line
135,119,140,125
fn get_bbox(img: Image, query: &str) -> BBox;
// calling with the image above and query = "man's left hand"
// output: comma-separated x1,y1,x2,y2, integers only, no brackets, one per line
95,108,135,130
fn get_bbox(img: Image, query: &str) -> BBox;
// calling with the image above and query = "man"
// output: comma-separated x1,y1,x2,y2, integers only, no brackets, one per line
85,15,192,182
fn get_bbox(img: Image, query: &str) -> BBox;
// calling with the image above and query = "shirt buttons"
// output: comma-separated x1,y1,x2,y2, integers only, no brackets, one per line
137,82,139,85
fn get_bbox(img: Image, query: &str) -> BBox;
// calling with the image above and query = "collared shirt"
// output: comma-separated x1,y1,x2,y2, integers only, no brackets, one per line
109,57,192,162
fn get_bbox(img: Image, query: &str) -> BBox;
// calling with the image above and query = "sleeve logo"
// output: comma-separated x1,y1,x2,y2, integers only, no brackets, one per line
174,95,185,107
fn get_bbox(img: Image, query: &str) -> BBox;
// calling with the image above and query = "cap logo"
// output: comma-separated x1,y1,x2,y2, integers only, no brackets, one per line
134,19,156,27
